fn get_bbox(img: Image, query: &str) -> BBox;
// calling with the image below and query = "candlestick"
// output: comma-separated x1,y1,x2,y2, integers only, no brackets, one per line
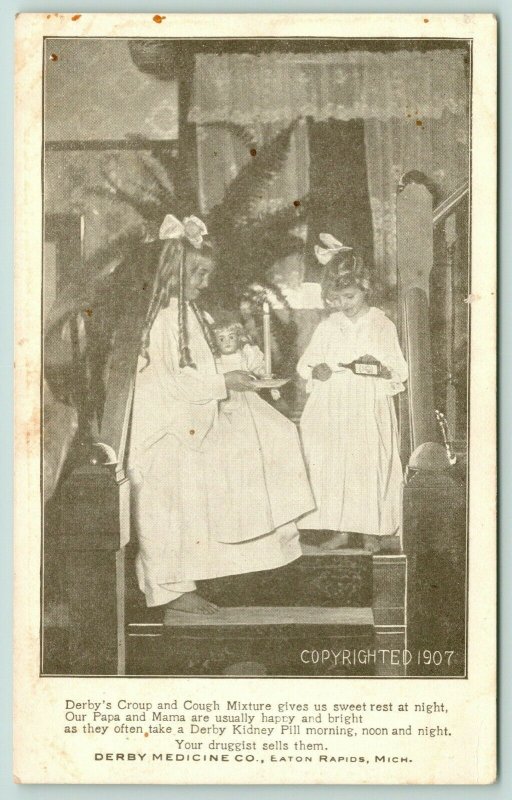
262,300,272,378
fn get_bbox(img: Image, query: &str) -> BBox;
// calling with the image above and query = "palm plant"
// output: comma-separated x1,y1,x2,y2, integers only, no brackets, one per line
45,120,309,423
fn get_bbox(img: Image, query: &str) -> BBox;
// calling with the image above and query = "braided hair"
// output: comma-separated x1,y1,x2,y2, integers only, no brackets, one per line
140,237,217,370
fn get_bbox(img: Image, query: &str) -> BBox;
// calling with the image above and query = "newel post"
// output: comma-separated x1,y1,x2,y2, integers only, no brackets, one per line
396,179,438,457
56,461,130,675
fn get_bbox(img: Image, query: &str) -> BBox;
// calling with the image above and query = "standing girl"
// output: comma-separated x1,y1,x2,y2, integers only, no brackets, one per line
297,237,408,552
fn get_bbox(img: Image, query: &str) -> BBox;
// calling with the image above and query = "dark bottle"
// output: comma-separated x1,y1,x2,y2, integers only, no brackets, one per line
338,357,382,376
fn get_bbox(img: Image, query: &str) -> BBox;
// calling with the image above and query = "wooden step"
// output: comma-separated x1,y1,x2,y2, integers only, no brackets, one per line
127,606,376,676
127,547,407,622
161,605,373,627
197,545,373,610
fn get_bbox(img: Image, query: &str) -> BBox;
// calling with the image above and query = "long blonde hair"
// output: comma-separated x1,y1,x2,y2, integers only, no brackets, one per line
140,238,217,369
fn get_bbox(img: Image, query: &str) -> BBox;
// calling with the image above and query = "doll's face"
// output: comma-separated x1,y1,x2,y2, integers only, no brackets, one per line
215,326,240,355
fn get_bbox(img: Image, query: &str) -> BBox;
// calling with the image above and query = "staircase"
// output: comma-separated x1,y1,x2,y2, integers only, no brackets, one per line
126,539,407,677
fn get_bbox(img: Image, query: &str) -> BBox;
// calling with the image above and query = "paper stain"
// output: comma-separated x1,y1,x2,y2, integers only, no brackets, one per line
416,119,423,126
22,405,41,457
153,15,166,24
464,293,482,304
71,14,82,21
250,148,257,157
293,200,301,207
50,53,59,62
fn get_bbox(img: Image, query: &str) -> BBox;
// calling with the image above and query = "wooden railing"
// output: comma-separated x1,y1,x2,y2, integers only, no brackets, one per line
52,292,149,675
98,306,148,481
433,181,469,227
398,175,468,670
396,173,469,463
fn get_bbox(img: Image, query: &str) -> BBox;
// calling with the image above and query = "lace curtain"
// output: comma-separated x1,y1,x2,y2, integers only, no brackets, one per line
189,51,467,125
190,50,469,284
364,110,469,285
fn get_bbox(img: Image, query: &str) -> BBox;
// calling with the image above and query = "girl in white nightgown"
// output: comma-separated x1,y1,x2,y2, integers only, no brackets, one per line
128,215,313,615
297,239,408,552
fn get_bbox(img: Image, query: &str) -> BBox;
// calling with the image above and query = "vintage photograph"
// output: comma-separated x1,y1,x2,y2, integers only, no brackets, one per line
41,33,470,679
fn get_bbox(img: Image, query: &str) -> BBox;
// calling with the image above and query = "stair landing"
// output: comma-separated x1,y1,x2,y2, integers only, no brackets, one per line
126,543,407,677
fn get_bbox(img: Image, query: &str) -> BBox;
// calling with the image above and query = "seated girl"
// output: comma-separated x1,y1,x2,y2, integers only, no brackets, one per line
129,214,314,617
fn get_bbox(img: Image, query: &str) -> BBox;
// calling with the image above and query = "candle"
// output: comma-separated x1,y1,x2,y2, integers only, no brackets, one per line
262,300,272,378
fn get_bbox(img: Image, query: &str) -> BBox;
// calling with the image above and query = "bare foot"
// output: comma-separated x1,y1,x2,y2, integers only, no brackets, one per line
164,590,218,617
319,532,351,550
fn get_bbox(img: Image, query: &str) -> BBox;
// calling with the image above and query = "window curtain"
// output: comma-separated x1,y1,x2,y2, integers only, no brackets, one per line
190,50,469,285
189,51,467,125
364,110,469,285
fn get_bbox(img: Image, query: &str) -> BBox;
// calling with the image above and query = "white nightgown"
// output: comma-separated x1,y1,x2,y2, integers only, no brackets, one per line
128,300,313,607
296,307,408,536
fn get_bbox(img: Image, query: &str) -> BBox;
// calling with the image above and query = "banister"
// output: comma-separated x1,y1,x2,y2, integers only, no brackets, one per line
51,298,149,676
99,303,148,482
398,172,468,227
432,182,469,226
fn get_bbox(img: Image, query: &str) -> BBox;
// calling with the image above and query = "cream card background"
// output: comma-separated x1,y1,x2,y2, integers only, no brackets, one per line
13,13,496,785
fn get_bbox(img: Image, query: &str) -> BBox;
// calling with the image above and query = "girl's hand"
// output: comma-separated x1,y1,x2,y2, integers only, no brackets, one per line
312,363,332,382
224,370,257,392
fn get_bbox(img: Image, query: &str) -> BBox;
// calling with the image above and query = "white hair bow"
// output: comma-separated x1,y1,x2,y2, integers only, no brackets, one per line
314,233,352,265
159,214,208,249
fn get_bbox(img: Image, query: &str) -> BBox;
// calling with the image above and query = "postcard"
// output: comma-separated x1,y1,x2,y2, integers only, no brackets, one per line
13,12,496,784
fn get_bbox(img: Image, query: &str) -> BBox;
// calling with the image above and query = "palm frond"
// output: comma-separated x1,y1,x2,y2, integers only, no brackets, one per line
208,122,296,232
123,135,179,197
201,121,257,150
44,229,144,336
137,151,176,200
232,197,309,240
99,169,163,221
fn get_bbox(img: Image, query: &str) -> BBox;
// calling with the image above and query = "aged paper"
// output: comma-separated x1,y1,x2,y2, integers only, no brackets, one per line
14,13,496,784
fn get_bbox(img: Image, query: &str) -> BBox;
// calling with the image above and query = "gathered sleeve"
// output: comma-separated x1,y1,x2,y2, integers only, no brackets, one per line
376,317,408,396
130,309,227,464
149,311,227,405
242,344,266,376
296,320,328,392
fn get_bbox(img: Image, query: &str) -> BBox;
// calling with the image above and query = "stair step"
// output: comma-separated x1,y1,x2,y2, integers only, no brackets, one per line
138,605,374,628
301,545,368,556
197,547,373,610
127,606,375,676
126,544,406,634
